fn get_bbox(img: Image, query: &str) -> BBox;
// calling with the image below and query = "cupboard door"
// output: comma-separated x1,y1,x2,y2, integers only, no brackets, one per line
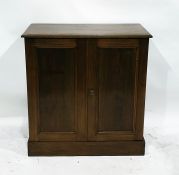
25,39,87,141
87,39,146,141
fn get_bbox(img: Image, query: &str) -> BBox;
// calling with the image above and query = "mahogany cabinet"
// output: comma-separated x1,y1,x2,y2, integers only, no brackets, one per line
22,24,152,156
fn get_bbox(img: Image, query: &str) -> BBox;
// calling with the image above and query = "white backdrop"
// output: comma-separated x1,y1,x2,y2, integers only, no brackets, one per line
0,0,179,119
0,0,179,174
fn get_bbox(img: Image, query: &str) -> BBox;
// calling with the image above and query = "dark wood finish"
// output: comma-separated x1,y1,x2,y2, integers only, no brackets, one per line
87,39,139,141
25,39,87,141
22,24,152,156
28,139,145,156
135,39,149,139
37,48,76,133
22,24,152,38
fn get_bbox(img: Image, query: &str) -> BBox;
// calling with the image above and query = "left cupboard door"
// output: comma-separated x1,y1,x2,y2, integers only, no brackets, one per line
25,39,87,141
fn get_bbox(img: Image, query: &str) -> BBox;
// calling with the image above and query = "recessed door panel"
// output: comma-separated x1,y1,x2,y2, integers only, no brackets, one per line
37,48,76,132
98,48,136,132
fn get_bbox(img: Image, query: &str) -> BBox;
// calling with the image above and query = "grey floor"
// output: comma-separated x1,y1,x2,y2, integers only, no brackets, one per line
0,111,178,175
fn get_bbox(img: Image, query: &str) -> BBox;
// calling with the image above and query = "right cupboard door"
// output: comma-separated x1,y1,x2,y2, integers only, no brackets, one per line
87,39,149,141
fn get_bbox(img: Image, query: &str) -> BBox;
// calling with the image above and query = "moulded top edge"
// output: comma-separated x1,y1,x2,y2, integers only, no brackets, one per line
21,24,153,38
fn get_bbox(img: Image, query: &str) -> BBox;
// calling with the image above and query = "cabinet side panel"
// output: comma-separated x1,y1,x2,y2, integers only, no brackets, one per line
136,39,149,139
25,39,39,141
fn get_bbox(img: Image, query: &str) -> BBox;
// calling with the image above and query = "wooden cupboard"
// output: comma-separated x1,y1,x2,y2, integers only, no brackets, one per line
22,24,152,156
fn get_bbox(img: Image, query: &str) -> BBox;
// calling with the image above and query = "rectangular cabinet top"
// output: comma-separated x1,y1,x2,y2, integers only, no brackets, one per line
21,24,152,38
